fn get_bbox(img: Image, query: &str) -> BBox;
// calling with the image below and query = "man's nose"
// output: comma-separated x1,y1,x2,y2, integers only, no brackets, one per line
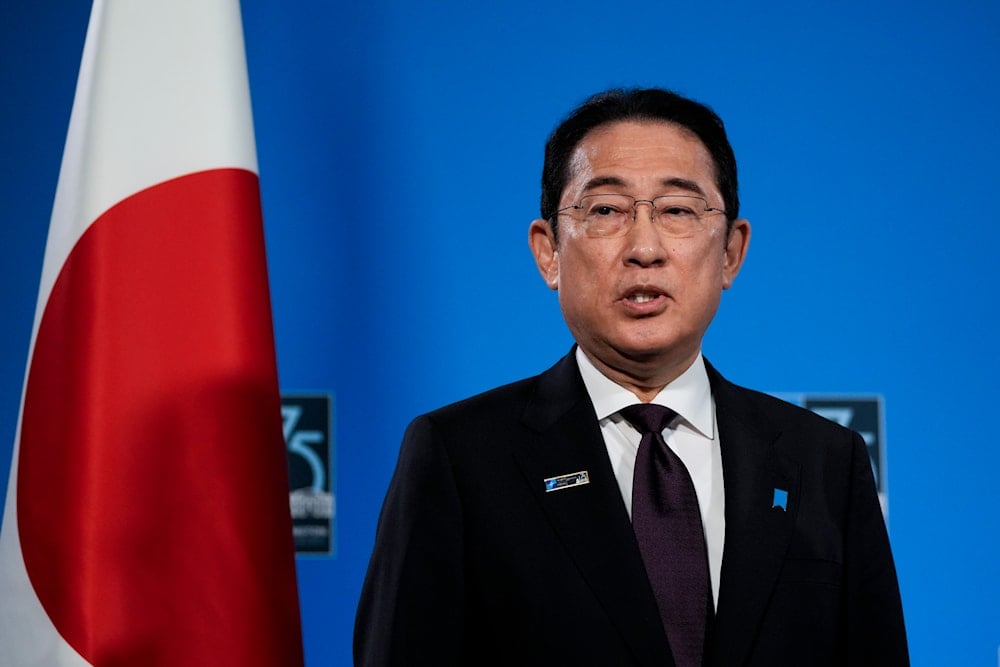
624,201,667,267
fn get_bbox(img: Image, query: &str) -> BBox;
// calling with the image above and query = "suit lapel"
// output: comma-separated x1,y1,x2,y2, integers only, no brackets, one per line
512,352,673,667
705,363,800,667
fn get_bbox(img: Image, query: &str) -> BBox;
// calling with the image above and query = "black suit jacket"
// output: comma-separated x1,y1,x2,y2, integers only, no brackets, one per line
355,352,908,665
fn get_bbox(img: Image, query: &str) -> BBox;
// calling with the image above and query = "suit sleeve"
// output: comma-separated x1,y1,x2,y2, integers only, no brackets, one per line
843,431,909,665
354,415,465,666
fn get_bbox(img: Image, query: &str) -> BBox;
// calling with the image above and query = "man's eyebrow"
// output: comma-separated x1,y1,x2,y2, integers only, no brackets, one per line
581,176,627,191
660,177,707,196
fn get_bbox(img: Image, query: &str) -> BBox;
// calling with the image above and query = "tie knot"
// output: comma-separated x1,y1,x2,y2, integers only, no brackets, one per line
620,403,677,435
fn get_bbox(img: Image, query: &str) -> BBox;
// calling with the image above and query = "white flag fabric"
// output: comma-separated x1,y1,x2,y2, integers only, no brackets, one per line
0,1,304,664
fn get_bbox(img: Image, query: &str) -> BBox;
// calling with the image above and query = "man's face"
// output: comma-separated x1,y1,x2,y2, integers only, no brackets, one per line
529,120,750,391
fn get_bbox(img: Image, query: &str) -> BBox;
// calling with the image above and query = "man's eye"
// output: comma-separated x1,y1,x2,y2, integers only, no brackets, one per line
661,205,697,217
590,204,623,217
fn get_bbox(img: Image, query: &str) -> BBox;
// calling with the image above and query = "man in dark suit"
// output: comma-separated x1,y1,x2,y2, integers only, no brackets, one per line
354,88,908,666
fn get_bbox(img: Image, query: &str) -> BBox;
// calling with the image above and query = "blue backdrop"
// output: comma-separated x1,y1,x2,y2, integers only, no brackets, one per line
2,1,998,665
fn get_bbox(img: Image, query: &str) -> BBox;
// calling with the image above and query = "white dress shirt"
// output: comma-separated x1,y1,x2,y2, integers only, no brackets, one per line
575,347,725,608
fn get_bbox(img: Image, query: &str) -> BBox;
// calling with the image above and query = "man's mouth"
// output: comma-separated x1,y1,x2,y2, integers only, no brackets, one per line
622,287,667,304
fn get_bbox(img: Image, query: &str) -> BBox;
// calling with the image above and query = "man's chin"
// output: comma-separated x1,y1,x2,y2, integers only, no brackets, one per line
584,339,698,377
611,335,693,364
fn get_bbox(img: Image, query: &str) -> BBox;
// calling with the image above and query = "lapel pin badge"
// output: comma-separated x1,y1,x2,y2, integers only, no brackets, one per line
772,488,789,511
544,470,590,493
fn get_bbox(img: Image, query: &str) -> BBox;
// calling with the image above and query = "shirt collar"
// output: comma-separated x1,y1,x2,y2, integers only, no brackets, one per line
575,346,715,438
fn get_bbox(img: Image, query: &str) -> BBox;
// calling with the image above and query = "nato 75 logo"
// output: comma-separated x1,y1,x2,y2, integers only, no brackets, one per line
281,395,334,556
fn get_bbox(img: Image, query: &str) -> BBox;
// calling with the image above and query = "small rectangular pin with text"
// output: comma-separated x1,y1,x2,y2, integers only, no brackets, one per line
545,470,590,492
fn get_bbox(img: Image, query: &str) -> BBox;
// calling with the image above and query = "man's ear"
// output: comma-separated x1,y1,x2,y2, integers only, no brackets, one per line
722,218,751,290
528,219,559,290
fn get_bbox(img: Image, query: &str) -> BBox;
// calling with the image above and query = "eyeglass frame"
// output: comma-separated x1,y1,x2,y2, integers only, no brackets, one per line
550,193,728,238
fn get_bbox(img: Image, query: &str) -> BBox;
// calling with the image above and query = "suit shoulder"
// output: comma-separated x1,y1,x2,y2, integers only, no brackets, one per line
416,373,541,429
719,376,858,441
414,351,584,432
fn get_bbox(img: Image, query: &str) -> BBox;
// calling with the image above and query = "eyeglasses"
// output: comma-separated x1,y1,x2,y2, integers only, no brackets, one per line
552,193,727,238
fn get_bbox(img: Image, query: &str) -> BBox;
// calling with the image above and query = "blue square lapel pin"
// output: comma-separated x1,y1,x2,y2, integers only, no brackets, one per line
772,487,789,511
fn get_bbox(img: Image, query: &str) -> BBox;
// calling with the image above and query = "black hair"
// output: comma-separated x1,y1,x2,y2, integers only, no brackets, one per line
540,88,739,239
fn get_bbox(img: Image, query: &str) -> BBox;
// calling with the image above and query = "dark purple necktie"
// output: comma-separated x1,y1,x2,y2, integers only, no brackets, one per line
620,403,710,667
